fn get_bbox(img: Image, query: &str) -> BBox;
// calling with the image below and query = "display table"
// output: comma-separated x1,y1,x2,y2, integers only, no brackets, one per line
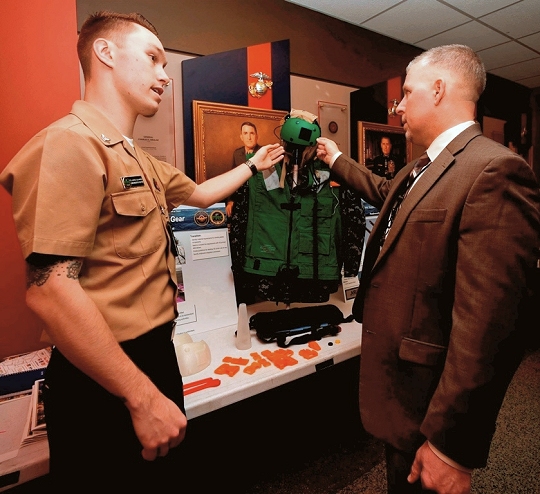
0,292,361,491
183,293,361,419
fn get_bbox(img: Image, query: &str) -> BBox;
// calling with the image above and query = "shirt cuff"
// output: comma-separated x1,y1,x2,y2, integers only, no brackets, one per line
427,442,473,474
329,151,342,167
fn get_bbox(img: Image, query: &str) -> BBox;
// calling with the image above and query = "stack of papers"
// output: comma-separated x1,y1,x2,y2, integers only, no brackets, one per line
0,349,50,461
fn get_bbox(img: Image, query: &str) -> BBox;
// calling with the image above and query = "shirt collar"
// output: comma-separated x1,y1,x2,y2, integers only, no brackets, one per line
426,121,475,162
70,100,125,147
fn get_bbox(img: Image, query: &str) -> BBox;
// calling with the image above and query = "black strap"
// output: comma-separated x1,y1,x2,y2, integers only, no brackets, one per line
276,324,341,348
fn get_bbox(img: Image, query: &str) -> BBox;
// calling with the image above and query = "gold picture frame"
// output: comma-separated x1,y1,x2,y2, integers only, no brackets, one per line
358,121,413,174
192,100,288,183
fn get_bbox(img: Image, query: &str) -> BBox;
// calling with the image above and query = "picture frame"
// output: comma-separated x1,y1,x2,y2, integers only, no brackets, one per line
192,100,288,183
358,121,413,176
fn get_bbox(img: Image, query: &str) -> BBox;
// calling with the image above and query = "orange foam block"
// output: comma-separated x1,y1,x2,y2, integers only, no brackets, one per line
223,356,249,366
214,363,240,377
308,341,321,351
299,348,318,359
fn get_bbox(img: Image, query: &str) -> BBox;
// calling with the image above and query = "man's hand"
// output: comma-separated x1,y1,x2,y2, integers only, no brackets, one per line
250,143,284,172
126,383,188,461
316,137,340,165
408,441,472,494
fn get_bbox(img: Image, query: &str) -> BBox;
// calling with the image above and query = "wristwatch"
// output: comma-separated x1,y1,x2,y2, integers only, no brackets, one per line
245,159,258,176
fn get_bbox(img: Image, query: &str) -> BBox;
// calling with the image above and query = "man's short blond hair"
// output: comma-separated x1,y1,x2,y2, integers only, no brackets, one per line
408,44,486,102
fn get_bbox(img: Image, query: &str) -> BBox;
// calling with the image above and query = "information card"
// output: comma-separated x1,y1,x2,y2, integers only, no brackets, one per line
170,204,238,335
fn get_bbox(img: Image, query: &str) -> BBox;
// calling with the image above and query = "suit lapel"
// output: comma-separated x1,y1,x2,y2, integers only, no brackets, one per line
380,151,453,254
372,123,483,267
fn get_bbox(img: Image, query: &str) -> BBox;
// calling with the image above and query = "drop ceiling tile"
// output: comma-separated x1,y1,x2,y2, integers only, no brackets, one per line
361,0,470,44
516,74,540,88
477,41,539,69
480,0,540,39
489,57,540,80
417,21,510,51
441,0,520,18
519,32,540,52
287,0,540,88
285,0,402,25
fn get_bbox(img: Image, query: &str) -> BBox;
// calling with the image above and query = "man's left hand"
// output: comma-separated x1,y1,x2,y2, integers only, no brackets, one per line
408,441,472,494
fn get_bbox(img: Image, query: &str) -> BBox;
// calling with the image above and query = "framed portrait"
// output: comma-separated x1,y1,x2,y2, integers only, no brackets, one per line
358,121,413,177
192,101,288,183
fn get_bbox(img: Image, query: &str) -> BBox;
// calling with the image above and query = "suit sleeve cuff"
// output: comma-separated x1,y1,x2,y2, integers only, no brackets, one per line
329,151,342,168
427,442,473,474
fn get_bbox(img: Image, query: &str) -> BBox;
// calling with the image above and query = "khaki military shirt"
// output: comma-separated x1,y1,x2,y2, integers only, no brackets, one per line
1,101,196,342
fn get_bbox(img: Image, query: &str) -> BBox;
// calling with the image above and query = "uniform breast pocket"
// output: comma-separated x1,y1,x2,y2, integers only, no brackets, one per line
111,190,163,258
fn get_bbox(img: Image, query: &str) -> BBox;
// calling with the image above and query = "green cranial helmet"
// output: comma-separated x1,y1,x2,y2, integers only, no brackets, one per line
280,115,321,147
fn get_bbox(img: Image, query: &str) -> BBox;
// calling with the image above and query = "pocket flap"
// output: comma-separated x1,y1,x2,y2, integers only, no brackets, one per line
112,190,157,217
408,208,446,223
399,337,446,366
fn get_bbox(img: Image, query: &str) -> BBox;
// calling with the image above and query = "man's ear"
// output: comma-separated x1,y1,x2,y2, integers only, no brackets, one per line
93,38,115,68
434,79,446,105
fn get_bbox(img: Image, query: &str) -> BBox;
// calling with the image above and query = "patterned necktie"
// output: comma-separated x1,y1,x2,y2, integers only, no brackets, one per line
383,153,430,243
412,152,430,176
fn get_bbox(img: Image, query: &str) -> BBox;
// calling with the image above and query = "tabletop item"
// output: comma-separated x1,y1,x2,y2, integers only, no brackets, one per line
173,333,212,376
183,377,221,396
250,304,353,347
235,303,252,350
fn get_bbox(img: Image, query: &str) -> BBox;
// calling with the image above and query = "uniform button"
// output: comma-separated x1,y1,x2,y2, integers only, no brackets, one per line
141,204,146,212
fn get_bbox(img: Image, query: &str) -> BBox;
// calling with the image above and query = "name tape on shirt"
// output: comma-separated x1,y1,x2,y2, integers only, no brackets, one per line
121,175,145,189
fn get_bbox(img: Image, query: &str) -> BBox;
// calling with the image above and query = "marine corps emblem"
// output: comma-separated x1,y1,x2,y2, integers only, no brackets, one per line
248,71,273,98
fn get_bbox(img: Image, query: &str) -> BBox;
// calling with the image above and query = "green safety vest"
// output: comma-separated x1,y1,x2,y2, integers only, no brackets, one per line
243,160,342,281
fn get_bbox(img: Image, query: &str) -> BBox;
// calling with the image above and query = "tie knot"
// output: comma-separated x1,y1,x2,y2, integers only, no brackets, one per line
414,153,430,173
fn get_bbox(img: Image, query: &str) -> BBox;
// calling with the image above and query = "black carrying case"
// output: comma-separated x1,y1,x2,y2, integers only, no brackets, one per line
249,304,354,348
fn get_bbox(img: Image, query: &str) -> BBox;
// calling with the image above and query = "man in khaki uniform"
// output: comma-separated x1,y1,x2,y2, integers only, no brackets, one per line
0,11,283,491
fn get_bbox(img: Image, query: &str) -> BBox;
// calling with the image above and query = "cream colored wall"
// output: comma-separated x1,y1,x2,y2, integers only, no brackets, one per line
291,75,357,156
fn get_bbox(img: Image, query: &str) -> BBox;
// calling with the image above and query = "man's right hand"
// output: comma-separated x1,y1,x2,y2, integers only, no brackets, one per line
126,381,188,461
24,255,188,462
316,137,340,166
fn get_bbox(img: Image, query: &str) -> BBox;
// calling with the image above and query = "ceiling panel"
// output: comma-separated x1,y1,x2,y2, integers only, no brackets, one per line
520,32,540,52
361,0,470,45
285,0,540,89
478,41,539,70
417,21,509,52
441,0,520,18
480,0,540,39
284,0,403,25
490,57,540,80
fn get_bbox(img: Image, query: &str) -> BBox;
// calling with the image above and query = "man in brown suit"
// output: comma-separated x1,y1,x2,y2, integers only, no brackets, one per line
317,44,540,493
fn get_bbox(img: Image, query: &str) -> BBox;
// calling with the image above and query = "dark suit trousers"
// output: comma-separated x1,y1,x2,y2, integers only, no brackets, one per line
385,444,436,494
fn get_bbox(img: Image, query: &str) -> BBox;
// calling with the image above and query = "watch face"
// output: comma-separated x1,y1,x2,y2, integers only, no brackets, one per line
328,121,338,134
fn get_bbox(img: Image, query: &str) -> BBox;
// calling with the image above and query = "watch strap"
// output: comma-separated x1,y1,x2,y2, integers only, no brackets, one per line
245,159,258,176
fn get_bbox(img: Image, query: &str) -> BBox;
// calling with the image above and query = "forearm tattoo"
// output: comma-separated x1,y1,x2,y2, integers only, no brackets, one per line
26,254,82,288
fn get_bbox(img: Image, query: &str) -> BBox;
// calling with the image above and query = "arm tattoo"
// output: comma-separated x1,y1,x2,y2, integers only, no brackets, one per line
26,254,83,288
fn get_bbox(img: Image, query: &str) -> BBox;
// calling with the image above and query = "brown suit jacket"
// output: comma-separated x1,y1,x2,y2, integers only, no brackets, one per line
332,124,540,468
